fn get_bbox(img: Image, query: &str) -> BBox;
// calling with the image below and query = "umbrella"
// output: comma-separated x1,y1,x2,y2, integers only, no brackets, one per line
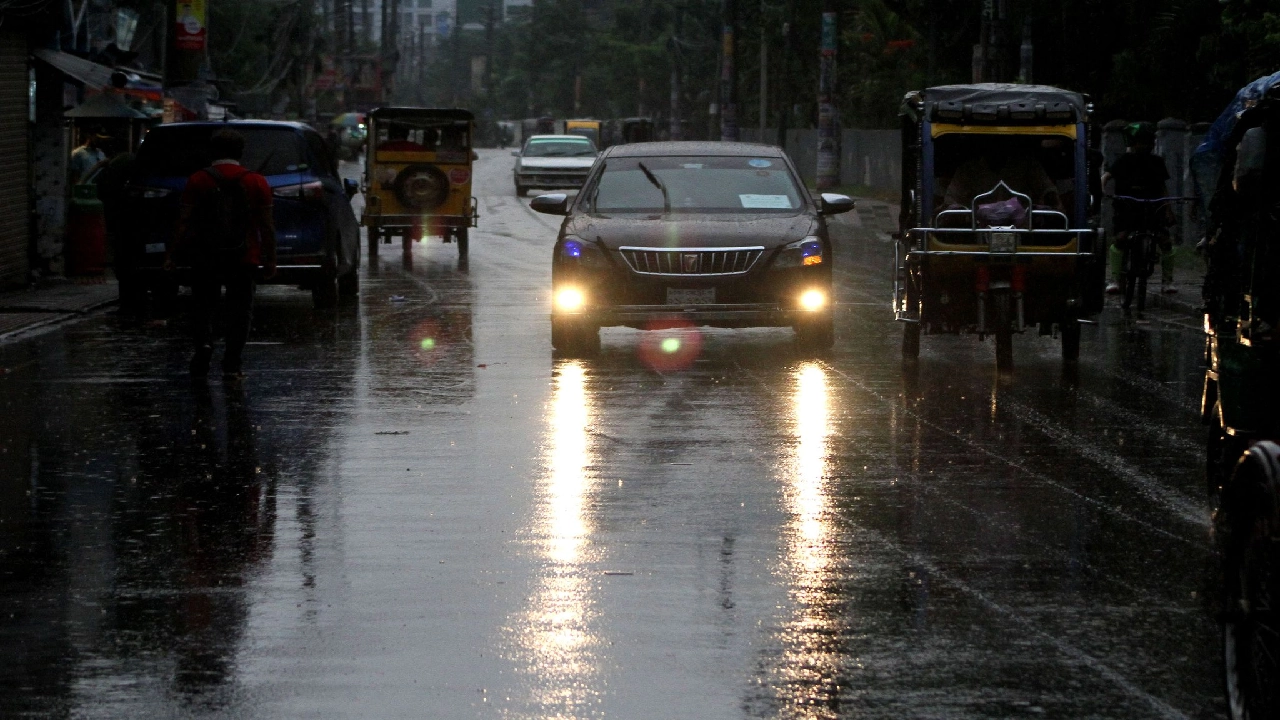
332,112,365,128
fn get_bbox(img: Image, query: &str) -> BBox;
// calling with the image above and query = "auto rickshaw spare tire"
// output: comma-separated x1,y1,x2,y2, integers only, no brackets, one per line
393,164,449,211
1221,441,1280,720
994,292,1013,372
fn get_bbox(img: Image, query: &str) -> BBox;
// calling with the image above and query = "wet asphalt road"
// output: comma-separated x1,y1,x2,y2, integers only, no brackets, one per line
0,149,1222,719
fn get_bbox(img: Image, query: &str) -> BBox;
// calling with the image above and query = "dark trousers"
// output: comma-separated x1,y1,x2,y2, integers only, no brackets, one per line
191,267,256,370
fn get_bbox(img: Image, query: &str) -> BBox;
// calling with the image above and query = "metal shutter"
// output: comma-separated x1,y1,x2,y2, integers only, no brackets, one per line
0,27,29,287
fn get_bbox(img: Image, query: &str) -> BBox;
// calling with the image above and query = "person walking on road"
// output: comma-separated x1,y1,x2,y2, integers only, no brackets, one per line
168,129,277,380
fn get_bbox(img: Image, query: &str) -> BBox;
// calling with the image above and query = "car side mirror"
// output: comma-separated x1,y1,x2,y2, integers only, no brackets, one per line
530,193,570,215
819,193,856,215
343,178,359,199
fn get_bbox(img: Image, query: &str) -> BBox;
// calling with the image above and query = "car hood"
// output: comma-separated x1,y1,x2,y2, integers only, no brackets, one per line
518,157,596,170
567,213,817,251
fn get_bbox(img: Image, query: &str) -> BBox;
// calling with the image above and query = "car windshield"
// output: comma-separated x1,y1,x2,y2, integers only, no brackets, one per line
588,155,804,214
525,138,596,157
134,126,307,177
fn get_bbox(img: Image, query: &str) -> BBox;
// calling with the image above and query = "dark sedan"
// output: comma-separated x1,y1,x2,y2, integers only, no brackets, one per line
531,141,854,355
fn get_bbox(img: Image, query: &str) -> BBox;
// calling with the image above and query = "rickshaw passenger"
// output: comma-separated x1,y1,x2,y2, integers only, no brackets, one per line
378,124,427,152
942,145,1061,212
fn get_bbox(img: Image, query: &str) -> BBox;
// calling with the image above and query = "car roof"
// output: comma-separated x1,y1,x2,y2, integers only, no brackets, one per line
528,134,592,141
153,120,313,131
605,141,786,158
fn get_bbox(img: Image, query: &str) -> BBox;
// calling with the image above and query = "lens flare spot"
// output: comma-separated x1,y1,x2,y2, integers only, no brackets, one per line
638,317,703,371
420,337,436,351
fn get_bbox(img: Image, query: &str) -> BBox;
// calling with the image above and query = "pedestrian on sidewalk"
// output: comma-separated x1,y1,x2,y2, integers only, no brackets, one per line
167,129,277,380
69,128,108,185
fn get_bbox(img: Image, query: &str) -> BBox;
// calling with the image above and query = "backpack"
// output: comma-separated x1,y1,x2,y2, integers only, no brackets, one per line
192,165,251,260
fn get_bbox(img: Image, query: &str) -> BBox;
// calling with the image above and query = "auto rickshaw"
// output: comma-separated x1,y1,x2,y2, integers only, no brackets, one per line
894,84,1104,370
362,107,479,261
1195,70,1280,720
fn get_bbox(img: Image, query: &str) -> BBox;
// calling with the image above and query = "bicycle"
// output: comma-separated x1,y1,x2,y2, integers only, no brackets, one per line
1111,195,1190,317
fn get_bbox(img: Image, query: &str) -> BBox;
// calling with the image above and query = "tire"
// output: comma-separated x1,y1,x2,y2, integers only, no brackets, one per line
551,318,600,357
1222,441,1280,720
367,229,379,258
994,292,1013,372
1061,316,1081,362
338,270,359,299
515,182,525,197
794,312,835,352
456,227,469,259
393,164,449,211
903,322,921,360
312,274,338,309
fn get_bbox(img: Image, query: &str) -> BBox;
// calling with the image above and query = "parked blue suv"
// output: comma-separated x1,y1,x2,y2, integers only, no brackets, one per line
122,121,361,308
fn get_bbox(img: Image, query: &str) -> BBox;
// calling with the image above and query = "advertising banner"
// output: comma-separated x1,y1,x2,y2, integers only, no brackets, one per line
175,0,207,52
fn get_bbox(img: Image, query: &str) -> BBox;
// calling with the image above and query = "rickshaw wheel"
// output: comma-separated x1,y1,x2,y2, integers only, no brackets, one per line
903,323,921,359
1222,441,1280,720
456,228,469,258
994,293,1014,371
1061,318,1081,362
367,229,380,258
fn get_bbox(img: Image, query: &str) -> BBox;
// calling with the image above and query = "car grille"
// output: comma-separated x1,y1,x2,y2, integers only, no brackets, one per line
618,247,765,276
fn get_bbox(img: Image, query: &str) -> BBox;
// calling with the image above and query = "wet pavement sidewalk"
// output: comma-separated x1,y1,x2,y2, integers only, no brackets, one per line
0,276,118,341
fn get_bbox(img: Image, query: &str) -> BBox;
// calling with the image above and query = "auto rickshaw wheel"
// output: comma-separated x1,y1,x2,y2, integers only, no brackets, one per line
994,292,1013,371
456,227,469,258
1061,317,1081,362
393,165,450,211
903,322,921,359
1222,441,1280,720
367,229,380,258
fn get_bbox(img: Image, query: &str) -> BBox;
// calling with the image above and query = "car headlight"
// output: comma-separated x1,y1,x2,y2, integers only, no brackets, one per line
774,236,824,268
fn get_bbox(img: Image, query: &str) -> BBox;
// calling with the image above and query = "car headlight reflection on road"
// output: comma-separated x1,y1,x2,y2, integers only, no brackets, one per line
556,287,586,312
799,289,827,312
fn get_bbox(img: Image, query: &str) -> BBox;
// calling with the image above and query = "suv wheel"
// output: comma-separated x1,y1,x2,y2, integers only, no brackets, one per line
552,318,600,357
794,312,834,352
312,273,339,309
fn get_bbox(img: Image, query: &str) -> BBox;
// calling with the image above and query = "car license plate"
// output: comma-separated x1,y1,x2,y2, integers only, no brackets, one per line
989,232,1017,253
666,288,715,305
145,243,166,254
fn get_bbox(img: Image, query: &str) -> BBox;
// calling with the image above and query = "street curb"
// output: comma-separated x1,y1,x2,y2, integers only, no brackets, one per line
0,296,119,344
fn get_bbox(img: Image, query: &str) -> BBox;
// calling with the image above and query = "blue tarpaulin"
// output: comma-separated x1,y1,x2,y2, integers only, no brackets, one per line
1191,71,1280,215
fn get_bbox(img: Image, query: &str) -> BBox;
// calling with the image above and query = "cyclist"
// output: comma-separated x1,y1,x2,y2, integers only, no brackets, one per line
1102,122,1175,296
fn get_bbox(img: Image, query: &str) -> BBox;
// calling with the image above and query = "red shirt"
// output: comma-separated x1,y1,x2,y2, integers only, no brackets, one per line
181,161,273,266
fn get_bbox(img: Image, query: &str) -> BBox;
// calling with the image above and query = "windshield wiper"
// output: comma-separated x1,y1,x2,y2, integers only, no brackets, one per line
637,162,671,216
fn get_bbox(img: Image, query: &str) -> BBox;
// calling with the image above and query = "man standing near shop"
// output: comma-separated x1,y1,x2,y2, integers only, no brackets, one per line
168,129,276,380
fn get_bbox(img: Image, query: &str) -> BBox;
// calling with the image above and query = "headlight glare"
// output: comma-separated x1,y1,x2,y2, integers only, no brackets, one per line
799,289,827,312
555,287,585,311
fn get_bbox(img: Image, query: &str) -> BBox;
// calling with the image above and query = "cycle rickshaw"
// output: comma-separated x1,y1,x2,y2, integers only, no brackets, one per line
362,107,479,262
894,84,1105,370
1196,70,1280,720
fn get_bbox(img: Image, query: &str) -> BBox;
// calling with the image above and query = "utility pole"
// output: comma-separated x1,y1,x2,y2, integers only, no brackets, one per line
719,0,738,141
361,0,371,47
775,0,795,149
758,0,767,137
815,0,839,189
669,7,682,141
1018,16,1033,83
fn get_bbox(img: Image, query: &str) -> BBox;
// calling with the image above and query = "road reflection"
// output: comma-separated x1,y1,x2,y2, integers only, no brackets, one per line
508,360,603,716
773,363,844,717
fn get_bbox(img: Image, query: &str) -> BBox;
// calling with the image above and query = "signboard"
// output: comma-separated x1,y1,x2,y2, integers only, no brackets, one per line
174,0,206,52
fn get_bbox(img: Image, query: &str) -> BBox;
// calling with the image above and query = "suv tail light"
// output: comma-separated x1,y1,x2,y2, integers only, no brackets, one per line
273,180,324,200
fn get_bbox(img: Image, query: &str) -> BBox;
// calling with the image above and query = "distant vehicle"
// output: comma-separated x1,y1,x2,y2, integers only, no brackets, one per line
603,117,655,148
1197,70,1280,720
512,134,598,196
565,119,602,147
362,107,479,261
895,83,1104,370
531,141,854,355
122,121,361,309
